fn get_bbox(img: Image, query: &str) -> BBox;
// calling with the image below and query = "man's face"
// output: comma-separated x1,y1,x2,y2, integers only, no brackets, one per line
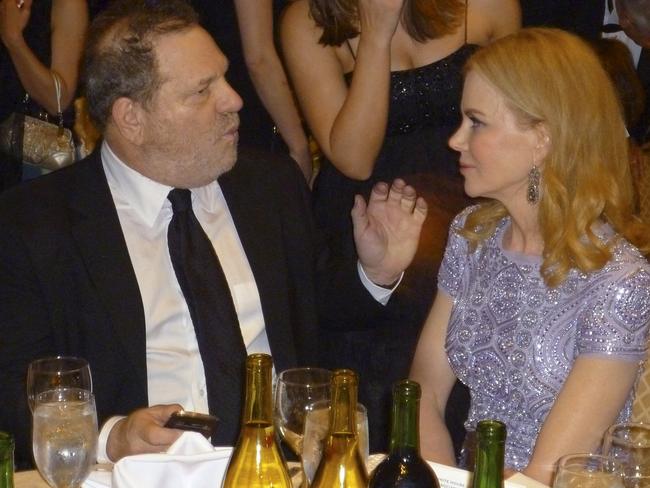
617,0,650,48
136,26,243,188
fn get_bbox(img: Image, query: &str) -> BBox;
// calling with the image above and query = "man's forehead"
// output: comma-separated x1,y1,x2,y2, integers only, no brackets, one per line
152,26,228,80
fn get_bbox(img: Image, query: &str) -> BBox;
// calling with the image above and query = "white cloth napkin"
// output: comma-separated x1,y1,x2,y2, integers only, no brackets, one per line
80,432,233,488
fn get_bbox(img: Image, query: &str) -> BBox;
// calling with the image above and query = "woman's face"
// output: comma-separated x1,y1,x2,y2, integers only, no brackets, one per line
449,70,543,207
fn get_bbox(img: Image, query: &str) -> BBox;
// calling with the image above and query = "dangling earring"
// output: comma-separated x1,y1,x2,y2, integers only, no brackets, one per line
527,165,540,204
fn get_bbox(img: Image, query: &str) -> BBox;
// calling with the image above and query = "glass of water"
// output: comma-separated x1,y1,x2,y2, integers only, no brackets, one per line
553,453,624,488
301,399,369,485
602,423,650,488
32,388,98,488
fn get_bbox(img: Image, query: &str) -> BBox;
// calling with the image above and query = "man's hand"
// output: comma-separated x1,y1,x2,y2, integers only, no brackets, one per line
106,404,184,462
352,178,427,286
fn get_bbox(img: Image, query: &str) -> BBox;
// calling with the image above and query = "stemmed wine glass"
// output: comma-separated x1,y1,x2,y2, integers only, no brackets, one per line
602,422,650,487
26,357,93,412
274,368,332,484
32,387,98,488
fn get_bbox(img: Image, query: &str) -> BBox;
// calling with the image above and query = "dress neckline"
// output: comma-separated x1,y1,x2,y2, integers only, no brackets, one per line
343,43,477,79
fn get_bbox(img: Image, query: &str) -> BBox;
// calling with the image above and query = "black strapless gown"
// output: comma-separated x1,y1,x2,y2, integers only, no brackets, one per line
314,45,476,454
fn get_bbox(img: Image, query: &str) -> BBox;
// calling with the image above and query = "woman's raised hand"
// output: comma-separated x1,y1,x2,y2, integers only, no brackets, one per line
357,0,405,44
0,0,32,47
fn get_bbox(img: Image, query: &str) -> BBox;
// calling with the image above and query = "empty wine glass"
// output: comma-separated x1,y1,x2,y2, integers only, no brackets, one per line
32,388,98,488
27,357,92,412
274,367,332,457
602,422,650,487
301,399,369,485
553,453,624,488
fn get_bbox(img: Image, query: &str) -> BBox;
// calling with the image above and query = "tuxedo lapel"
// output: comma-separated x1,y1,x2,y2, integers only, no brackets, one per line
219,159,298,372
66,153,148,388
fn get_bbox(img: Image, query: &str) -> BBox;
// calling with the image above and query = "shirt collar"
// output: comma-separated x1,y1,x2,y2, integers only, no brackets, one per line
101,141,221,226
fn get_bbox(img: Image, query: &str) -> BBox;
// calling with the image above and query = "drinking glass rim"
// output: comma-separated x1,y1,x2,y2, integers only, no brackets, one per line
606,422,650,448
277,367,332,387
557,452,623,475
29,356,90,372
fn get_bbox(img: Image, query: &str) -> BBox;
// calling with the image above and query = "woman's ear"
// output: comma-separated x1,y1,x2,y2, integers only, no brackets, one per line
534,122,552,163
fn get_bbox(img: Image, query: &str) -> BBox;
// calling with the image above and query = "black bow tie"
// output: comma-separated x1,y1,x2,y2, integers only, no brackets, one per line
602,23,623,33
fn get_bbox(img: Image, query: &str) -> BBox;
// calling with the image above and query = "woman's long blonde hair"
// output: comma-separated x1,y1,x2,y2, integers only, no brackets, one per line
459,28,650,287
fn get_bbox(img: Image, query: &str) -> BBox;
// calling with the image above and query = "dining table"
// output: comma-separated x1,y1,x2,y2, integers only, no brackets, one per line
13,457,551,488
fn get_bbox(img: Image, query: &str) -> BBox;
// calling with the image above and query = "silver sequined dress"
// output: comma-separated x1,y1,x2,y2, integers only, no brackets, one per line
439,207,650,470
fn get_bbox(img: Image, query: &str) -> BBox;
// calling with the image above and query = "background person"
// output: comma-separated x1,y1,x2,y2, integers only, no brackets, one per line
281,0,520,453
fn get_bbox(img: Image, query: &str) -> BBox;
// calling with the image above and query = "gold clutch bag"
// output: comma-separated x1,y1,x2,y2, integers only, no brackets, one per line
0,72,76,171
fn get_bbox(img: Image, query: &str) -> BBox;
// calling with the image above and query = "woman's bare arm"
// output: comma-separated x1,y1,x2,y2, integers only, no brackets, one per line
0,0,88,115
234,0,312,181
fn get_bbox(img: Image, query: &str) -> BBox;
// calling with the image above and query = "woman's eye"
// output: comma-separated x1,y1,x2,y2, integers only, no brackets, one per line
469,116,483,128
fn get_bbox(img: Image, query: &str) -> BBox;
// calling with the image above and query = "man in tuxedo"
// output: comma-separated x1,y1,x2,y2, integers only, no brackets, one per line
0,0,427,469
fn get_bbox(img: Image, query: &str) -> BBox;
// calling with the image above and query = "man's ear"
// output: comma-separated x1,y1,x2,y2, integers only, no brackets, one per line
110,97,146,145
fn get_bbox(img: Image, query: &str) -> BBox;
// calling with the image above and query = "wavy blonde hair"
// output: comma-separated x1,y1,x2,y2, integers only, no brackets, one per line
459,28,650,287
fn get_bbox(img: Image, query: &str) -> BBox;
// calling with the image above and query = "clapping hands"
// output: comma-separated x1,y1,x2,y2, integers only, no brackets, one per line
352,179,427,286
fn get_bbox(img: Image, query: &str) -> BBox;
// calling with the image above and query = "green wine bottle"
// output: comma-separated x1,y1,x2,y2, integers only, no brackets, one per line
222,354,292,488
471,419,506,488
310,369,369,488
369,380,439,488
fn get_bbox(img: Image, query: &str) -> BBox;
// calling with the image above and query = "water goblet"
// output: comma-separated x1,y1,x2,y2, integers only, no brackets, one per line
301,399,369,485
602,422,650,487
274,367,332,457
27,357,92,412
553,453,624,488
32,388,98,488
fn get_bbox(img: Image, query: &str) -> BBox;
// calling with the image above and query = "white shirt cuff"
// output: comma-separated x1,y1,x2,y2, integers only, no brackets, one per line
357,261,403,305
97,415,126,464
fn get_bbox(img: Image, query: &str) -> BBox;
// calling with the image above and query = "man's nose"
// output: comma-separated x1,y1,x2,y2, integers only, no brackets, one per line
219,80,243,112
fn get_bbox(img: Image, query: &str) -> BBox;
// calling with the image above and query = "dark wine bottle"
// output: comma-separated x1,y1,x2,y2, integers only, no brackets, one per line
471,419,506,488
369,380,440,488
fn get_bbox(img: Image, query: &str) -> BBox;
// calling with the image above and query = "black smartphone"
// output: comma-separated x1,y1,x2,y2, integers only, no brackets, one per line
164,410,219,438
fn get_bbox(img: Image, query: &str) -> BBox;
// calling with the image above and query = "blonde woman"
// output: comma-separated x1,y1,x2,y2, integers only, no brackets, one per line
410,28,650,485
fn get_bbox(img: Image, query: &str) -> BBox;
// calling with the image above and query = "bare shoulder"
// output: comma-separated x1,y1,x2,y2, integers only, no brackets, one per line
282,0,315,33
282,0,333,62
468,0,520,42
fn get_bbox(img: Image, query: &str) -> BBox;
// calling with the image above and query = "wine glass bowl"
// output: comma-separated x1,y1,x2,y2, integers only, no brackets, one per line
273,367,332,457
27,357,92,412
32,388,98,488
553,453,624,488
602,422,650,487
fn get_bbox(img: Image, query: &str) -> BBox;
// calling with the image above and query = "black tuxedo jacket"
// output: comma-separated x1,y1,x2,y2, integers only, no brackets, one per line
0,148,382,468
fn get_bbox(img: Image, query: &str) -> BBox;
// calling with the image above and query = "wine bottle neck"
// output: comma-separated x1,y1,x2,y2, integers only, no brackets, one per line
330,383,357,435
389,394,420,454
242,355,273,424
472,420,506,488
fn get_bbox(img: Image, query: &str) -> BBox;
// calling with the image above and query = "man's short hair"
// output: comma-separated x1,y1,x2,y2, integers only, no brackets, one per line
83,0,198,131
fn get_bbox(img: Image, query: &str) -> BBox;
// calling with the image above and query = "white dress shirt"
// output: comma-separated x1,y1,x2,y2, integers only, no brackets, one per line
96,142,398,461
